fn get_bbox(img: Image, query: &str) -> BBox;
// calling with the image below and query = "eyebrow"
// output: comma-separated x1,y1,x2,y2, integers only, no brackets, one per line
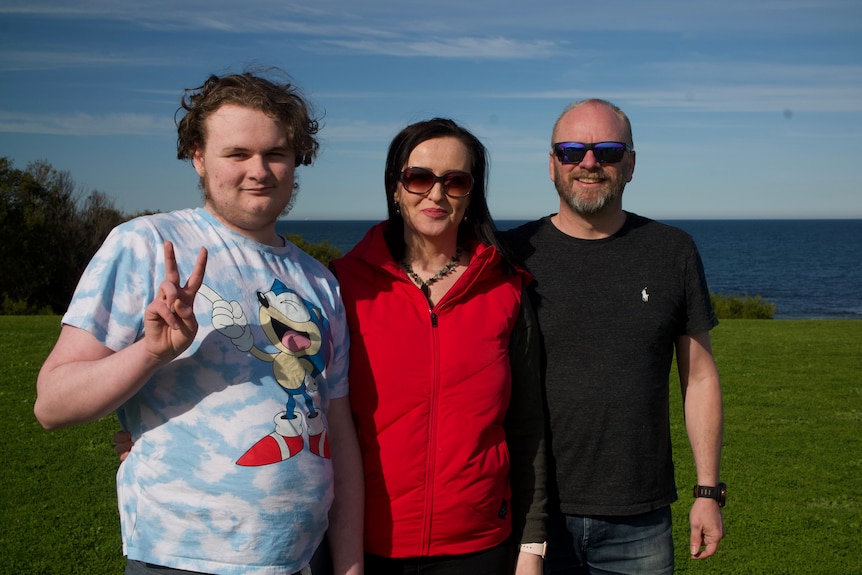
220,145,292,155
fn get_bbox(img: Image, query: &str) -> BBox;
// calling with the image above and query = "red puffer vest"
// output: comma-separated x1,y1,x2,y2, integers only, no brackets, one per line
331,222,526,558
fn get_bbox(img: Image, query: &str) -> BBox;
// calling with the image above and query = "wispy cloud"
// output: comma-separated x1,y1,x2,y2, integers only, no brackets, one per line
3,0,857,69
0,50,180,72
479,56,862,113
634,86,862,113
321,37,557,59
4,0,857,34
318,120,404,143
644,60,862,85
482,86,862,113
312,74,862,113
0,111,174,135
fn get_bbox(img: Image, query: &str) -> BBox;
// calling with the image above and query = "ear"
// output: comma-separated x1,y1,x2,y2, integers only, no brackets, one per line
548,151,556,182
192,144,205,178
625,151,636,182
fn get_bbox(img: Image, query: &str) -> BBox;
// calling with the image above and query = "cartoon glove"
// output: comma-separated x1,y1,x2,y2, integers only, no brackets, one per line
211,299,254,352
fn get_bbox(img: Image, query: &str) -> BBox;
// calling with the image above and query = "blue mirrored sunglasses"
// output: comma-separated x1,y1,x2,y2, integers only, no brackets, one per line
552,141,633,165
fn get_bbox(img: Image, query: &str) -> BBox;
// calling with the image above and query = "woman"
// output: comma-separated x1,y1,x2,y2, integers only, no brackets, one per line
330,118,546,575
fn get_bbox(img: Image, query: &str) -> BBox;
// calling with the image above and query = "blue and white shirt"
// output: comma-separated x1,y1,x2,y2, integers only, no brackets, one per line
63,208,349,575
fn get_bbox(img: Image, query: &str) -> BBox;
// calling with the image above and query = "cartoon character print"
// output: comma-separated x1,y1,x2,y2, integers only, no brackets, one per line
198,280,331,466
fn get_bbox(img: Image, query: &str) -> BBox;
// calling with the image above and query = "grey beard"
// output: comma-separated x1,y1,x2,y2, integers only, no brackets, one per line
555,179,624,215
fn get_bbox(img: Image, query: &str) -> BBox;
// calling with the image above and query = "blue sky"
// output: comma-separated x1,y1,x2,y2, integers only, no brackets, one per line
1,1,860,221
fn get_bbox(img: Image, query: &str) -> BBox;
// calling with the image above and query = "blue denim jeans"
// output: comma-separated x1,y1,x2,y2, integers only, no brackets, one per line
544,506,674,575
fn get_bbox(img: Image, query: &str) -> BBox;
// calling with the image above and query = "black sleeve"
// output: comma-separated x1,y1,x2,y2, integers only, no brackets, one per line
504,287,547,545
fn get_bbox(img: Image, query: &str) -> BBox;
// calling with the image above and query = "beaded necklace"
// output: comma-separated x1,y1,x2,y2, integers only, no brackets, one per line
401,247,462,299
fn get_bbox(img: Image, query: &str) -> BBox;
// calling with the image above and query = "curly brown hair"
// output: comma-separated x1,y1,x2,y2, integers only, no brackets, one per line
176,69,320,167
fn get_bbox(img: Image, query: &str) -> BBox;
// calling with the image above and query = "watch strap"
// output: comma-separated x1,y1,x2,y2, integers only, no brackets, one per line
519,542,547,558
693,482,727,507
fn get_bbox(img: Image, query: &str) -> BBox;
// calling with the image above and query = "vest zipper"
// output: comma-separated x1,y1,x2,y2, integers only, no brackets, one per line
422,306,440,555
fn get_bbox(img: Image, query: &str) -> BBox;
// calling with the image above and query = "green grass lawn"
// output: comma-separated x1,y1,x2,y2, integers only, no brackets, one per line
668,319,861,574
0,316,125,574
1,316,860,574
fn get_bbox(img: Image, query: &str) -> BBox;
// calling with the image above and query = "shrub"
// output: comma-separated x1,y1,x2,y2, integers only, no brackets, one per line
1,295,54,315
285,233,342,267
710,292,777,319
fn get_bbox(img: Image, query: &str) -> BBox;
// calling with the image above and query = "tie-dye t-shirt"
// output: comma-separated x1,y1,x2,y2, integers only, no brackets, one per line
62,208,349,575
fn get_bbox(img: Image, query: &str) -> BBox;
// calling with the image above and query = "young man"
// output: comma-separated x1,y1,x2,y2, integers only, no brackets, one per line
505,99,725,574
35,71,363,575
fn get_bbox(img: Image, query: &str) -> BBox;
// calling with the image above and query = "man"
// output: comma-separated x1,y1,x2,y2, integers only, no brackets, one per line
35,71,363,575
505,99,725,574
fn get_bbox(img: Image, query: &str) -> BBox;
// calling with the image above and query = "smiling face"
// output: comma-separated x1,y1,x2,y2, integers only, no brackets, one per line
550,101,636,216
257,287,322,358
193,104,296,245
395,136,472,247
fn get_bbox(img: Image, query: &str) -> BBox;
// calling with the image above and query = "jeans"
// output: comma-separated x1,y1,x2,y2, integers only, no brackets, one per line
544,506,674,575
364,541,514,575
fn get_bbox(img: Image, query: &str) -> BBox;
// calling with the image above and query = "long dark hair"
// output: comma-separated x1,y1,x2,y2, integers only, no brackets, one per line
382,118,516,271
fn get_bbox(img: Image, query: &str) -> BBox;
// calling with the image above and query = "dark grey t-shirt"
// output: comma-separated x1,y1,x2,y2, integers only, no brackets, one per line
504,213,717,516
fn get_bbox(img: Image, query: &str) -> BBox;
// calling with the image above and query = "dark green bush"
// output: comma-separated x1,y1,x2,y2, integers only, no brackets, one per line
285,233,342,268
710,292,777,319
1,295,54,315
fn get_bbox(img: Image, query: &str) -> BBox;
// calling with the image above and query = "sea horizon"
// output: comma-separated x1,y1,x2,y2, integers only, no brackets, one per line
276,218,862,320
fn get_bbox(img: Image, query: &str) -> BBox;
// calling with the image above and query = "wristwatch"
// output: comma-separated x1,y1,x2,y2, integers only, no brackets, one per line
520,542,547,558
693,482,727,507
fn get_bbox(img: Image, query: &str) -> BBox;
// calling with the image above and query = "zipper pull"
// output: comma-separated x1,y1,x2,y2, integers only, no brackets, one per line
430,312,438,327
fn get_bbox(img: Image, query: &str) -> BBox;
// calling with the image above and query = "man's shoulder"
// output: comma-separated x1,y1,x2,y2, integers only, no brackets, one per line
502,217,549,239
623,212,695,244
499,217,551,263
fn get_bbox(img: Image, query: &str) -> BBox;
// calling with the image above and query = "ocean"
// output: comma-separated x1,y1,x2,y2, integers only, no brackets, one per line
276,218,862,320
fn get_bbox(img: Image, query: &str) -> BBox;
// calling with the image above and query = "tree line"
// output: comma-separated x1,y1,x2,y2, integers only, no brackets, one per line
1,157,136,314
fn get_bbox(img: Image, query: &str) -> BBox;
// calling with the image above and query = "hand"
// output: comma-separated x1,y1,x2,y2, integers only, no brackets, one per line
211,298,254,351
690,497,725,559
514,551,543,575
113,430,134,462
143,241,208,362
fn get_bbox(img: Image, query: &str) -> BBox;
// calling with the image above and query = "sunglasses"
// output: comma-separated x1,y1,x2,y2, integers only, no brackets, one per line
399,167,473,198
552,141,633,165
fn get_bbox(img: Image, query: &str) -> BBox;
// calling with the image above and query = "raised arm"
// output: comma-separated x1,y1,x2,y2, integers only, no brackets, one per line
676,331,725,559
34,242,207,429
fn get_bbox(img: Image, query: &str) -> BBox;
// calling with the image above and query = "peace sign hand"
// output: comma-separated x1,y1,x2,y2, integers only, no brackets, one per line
144,241,208,363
